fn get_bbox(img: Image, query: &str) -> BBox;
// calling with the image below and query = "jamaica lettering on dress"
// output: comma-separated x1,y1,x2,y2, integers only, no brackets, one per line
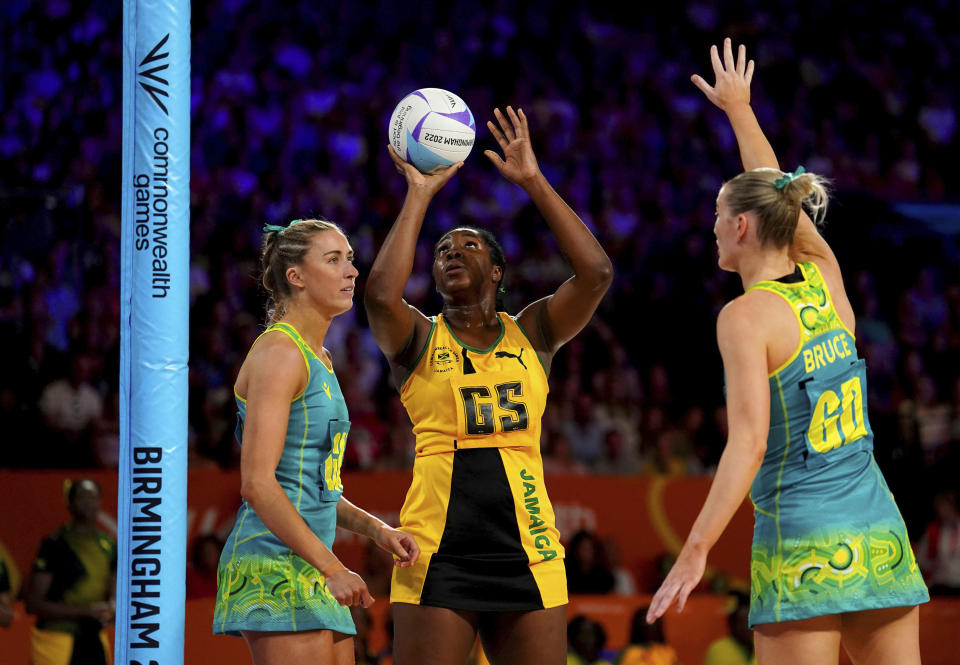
803,332,853,373
519,468,557,561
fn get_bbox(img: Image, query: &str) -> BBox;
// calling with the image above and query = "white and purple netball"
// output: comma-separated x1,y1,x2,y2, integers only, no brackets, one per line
388,88,476,173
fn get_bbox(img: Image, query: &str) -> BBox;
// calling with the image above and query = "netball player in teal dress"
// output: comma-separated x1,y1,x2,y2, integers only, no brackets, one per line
648,41,927,665
214,219,419,665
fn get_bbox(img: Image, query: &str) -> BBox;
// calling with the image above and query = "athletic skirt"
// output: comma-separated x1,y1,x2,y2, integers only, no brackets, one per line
391,447,568,611
749,453,929,625
213,503,355,636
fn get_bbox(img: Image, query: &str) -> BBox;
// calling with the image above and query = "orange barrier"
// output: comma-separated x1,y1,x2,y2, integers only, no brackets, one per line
0,469,753,594
3,470,958,663
3,597,959,664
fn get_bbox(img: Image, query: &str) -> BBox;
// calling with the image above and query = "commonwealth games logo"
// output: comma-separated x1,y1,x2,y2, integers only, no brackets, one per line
138,34,170,115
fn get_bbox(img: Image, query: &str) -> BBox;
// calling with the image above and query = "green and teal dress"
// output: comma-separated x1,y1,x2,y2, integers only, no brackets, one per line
214,322,354,636
746,262,928,625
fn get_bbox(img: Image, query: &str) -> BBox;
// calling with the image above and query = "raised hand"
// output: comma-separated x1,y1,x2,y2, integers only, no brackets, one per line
484,106,541,187
388,144,463,200
691,37,754,111
645,544,707,624
374,524,421,568
325,566,375,608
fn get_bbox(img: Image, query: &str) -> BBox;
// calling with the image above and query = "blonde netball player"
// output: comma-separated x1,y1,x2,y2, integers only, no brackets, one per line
647,40,928,665
214,219,419,665
365,106,612,665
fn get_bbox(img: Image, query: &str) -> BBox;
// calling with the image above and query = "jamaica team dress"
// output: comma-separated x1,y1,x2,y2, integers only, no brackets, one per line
214,322,354,636
747,263,928,625
391,313,567,611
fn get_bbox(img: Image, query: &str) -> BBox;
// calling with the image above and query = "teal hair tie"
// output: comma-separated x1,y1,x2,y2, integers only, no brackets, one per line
773,165,806,190
262,219,303,234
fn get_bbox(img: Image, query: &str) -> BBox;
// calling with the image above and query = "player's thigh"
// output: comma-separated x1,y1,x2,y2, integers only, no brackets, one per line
840,605,920,665
392,602,479,665
478,605,566,665
754,614,841,665
332,630,356,665
242,628,337,665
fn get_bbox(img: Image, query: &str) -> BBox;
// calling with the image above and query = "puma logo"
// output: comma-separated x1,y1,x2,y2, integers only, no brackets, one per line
495,348,527,370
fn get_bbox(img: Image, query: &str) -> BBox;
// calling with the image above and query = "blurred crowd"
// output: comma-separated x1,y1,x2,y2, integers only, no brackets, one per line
1,0,959,571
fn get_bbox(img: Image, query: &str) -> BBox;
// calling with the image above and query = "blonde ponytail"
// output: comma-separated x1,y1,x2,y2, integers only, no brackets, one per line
724,167,831,248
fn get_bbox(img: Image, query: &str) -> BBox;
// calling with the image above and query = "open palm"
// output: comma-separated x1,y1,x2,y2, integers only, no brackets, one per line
691,37,755,111
485,106,541,186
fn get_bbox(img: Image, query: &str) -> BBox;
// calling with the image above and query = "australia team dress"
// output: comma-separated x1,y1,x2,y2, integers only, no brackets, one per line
747,262,928,625
214,322,355,636
391,313,567,611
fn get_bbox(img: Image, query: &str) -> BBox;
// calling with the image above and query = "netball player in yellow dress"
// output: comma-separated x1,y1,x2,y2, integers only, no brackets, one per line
365,106,612,665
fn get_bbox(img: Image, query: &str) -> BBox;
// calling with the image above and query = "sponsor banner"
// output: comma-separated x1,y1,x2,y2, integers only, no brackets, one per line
120,1,190,663
0,470,752,593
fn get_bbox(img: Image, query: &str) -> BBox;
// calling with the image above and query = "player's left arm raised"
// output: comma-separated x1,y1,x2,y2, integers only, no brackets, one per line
693,38,853,326
485,106,613,359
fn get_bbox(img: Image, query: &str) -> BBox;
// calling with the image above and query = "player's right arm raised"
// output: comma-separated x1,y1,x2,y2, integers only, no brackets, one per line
364,148,462,367
692,38,853,325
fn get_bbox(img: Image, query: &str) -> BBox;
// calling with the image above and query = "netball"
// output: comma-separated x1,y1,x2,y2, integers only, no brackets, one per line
388,88,476,173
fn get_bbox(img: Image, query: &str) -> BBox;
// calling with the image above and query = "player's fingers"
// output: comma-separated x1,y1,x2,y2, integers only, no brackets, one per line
405,536,420,562
517,107,530,138
645,603,661,624
494,107,516,142
745,59,755,87
736,43,747,76
437,161,463,183
395,536,419,566
723,37,735,72
506,106,522,138
645,598,660,623
646,587,672,623
387,144,405,165
675,581,694,613
361,590,375,608
486,120,508,150
428,161,458,176
710,44,723,76
390,537,409,560
690,74,714,97
484,150,506,171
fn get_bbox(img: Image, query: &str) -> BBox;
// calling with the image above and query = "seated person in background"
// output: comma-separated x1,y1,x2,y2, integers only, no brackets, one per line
567,615,613,665
704,592,756,665
615,608,678,665
917,489,960,595
566,530,616,594
25,478,116,665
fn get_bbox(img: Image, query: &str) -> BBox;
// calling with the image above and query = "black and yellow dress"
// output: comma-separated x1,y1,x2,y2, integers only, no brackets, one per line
391,313,567,611
30,524,116,665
